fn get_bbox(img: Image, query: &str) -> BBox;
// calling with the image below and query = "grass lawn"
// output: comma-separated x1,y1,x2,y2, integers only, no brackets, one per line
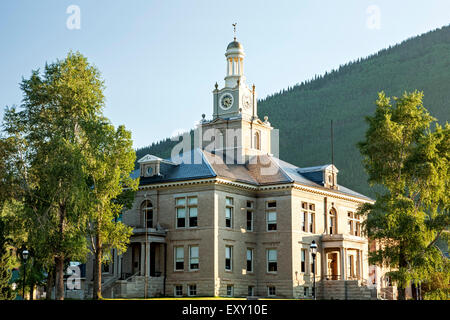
104,297,301,300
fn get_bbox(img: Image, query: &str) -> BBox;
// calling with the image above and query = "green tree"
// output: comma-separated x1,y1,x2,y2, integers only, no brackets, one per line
1,52,106,299
0,215,15,300
84,121,138,299
358,91,449,300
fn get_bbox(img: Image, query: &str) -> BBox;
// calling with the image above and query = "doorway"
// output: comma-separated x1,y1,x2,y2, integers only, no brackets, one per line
327,252,338,280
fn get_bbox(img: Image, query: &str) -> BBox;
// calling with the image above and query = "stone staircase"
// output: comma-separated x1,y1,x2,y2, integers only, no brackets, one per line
319,280,377,300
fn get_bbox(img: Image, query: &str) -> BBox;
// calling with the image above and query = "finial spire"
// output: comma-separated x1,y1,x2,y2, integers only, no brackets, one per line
232,23,237,41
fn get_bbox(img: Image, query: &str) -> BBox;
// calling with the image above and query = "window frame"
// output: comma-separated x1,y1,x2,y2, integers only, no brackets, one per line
175,196,198,229
174,285,183,297
301,201,316,233
225,197,234,229
226,285,234,297
188,284,197,297
246,248,254,273
301,249,306,273
267,249,278,273
174,246,184,271
225,245,233,271
141,200,153,229
266,210,277,231
189,245,199,271
267,286,276,297
246,201,254,232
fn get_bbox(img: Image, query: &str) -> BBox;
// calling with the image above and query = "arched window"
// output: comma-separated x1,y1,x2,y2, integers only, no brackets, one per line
254,131,261,150
329,208,337,234
141,200,153,228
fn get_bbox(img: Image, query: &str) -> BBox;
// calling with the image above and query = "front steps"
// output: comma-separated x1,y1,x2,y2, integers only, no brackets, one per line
319,280,377,300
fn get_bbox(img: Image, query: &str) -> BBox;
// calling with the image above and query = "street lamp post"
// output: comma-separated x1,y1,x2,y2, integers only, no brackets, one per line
310,241,317,300
22,249,29,300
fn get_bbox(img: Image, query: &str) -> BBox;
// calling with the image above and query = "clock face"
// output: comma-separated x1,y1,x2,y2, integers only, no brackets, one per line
220,93,234,110
242,94,252,110
146,167,153,175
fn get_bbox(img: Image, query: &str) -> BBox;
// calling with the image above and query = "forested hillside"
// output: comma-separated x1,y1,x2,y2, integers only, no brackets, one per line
136,25,450,197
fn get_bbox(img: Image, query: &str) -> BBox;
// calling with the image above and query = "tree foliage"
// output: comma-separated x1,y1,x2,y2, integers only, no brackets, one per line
358,91,449,300
1,51,137,300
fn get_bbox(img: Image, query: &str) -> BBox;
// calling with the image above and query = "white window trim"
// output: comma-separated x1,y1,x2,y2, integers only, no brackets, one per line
225,197,234,229
246,248,254,273
188,284,197,297
267,249,278,273
174,246,184,272
266,210,277,232
189,245,199,271
225,246,233,271
175,196,198,229
267,286,276,297
174,285,183,297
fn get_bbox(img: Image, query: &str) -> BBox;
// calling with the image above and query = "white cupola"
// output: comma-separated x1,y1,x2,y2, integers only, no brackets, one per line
224,37,246,88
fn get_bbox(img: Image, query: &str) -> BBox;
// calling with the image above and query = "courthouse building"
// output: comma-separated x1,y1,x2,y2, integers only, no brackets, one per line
82,36,390,299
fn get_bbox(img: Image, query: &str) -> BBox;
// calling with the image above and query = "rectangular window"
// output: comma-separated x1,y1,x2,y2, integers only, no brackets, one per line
225,197,233,228
248,286,254,297
246,210,253,231
304,287,309,297
302,202,316,233
301,249,306,273
189,246,199,270
225,246,233,271
226,285,234,297
188,197,198,227
267,201,276,208
188,284,197,296
246,248,253,272
176,207,186,228
246,201,253,231
176,196,198,228
267,286,276,296
267,249,277,272
175,247,184,271
348,211,361,236
267,211,277,231
308,212,315,233
301,211,307,232
189,207,198,227
174,285,183,297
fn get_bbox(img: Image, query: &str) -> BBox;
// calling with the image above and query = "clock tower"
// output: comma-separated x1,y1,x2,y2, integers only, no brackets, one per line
200,33,273,162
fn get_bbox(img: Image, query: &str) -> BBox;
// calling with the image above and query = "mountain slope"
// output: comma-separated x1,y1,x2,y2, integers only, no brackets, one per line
136,25,450,197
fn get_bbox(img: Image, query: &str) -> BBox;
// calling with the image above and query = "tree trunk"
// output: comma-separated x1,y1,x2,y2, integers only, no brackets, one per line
93,236,103,300
397,245,407,300
55,256,65,300
46,267,54,300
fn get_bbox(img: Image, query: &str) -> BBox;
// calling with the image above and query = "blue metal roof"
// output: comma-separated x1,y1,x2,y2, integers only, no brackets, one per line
135,149,373,201
137,149,216,185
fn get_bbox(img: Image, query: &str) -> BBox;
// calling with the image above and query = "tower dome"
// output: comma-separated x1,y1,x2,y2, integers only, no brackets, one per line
227,40,243,50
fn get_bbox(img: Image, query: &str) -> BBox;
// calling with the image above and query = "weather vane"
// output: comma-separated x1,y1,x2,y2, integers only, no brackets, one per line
232,23,237,41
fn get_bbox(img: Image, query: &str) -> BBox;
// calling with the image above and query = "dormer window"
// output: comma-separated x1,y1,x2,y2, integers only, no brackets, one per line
138,154,176,178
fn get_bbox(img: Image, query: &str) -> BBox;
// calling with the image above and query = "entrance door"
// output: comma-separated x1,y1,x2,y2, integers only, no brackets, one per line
327,252,338,280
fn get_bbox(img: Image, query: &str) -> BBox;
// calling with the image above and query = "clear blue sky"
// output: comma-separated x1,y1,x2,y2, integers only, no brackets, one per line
1,0,450,149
